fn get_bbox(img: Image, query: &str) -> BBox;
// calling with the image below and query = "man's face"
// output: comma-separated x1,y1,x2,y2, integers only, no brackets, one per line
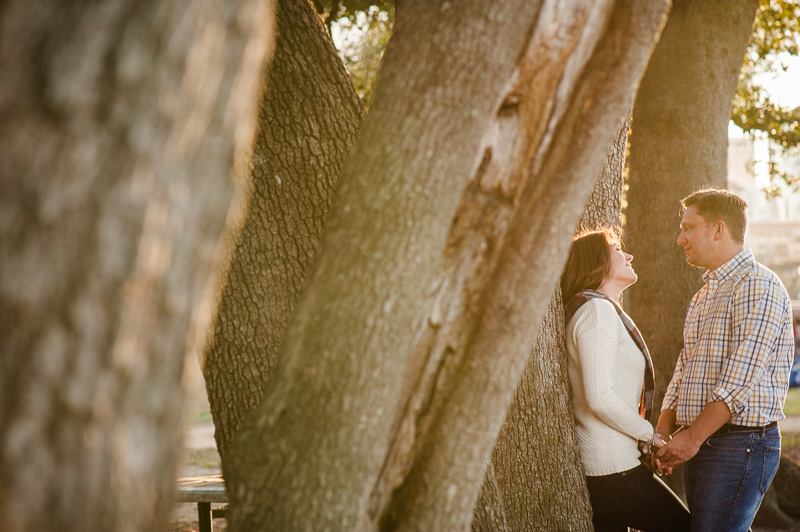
677,205,717,268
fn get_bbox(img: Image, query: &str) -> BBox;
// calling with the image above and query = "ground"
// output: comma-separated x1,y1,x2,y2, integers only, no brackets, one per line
169,388,800,532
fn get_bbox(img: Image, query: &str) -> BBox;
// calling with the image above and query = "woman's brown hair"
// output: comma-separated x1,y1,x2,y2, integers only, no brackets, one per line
560,227,620,303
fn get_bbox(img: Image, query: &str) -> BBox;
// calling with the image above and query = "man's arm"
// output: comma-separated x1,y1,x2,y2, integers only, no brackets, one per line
655,401,731,467
654,408,678,437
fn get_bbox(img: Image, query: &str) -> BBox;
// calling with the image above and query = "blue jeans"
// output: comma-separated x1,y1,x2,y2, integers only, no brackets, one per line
684,425,781,532
585,464,691,532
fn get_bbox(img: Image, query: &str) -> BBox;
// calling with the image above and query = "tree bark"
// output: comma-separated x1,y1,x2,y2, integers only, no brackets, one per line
203,0,364,463
0,1,273,531
227,0,668,530
470,462,512,532
478,117,630,531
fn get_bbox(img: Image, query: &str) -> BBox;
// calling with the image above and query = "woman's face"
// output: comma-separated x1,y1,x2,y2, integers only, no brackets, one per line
604,241,637,289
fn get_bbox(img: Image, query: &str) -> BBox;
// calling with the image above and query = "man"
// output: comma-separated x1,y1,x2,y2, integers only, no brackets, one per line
653,187,794,532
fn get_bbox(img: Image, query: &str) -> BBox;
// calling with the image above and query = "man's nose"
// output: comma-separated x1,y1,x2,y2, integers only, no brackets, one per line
677,232,686,245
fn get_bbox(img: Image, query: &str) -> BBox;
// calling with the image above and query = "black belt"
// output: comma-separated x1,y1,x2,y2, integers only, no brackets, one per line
711,421,778,437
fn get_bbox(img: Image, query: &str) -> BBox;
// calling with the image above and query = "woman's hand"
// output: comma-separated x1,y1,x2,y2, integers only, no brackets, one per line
643,432,673,476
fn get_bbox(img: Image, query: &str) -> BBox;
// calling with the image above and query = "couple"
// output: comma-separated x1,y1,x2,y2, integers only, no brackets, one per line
561,188,795,532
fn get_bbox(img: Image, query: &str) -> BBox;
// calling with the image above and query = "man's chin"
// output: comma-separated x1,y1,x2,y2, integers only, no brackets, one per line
686,257,704,268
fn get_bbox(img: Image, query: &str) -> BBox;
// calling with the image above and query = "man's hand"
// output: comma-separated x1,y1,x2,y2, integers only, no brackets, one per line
645,433,673,476
653,400,731,469
655,431,702,467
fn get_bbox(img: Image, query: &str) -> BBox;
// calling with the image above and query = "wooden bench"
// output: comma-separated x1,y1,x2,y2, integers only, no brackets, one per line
175,474,228,532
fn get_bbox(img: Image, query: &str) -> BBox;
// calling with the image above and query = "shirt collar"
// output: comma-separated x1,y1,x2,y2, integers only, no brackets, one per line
702,248,753,285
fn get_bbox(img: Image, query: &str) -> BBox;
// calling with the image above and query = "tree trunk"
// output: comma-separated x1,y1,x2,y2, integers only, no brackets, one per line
478,117,630,531
203,0,364,463
624,0,760,496
626,0,760,412
227,0,669,530
0,1,273,531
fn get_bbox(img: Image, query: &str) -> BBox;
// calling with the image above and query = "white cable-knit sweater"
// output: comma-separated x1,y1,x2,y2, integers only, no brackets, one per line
566,298,655,476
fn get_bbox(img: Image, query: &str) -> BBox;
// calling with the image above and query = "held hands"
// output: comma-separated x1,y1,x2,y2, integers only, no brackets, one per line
641,432,672,476
654,431,702,470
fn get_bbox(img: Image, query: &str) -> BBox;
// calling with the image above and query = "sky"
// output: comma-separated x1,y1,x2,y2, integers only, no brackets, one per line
758,53,800,109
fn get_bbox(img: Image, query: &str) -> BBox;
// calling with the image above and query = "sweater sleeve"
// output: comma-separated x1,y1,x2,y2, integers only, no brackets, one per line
573,299,654,442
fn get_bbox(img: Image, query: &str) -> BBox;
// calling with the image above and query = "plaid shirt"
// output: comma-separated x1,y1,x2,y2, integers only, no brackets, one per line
663,249,794,427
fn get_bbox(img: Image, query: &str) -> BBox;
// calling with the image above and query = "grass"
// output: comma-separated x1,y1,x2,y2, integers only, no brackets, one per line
192,411,213,424
181,448,221,469
785,387,800,417
783,389,800,466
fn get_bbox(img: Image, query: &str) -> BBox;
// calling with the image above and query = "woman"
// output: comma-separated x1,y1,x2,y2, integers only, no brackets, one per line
560,228,690,532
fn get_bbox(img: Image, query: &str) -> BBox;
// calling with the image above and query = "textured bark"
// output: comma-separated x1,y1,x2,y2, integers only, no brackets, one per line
470,463,511,532
625,0,760,415
227,0,669,530
477,117,630,531
581,117,630,230
203,0,364,462
0,1,273,531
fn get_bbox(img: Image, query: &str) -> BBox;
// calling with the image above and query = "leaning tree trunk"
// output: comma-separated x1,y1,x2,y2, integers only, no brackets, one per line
475,117,631,531
624,0,759,497
203,0,364,463
227,0,669,530
0,2,273,531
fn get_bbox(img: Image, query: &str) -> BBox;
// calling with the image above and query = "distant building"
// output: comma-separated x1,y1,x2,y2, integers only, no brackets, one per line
728,137,800,298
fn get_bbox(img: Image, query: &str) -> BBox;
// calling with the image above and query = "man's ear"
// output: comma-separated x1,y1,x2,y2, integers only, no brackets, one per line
713,220,726,241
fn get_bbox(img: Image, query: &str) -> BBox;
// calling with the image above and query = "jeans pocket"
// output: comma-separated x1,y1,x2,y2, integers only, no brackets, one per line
760,443,781,494
705,432,751,452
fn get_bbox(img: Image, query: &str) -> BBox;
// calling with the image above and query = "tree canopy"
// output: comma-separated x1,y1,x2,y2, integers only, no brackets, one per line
732,0,800,192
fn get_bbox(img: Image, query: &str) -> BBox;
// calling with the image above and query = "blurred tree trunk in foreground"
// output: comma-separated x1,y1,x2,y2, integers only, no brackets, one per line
225,0,669,530
203,0,364,463
0,1,273,531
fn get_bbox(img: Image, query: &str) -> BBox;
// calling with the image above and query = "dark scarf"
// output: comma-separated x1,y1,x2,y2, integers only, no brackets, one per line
565,290,655,421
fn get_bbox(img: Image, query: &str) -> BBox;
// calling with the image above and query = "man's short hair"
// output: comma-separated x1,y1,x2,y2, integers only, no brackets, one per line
681,187,748,244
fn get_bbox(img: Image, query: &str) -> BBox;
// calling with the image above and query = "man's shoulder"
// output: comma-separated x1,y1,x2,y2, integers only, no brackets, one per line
737,258,784,287
732,258,791,306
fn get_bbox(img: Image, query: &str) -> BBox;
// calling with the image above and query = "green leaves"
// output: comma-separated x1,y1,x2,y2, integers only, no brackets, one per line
732,0,800,192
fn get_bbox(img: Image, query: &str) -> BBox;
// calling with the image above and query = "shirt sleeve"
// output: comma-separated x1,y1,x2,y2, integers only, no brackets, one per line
573,300,654,441
711,276,786,419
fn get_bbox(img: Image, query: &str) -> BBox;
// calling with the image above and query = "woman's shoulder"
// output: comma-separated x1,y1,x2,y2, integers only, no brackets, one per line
572,296,616,316
568,297,618,328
